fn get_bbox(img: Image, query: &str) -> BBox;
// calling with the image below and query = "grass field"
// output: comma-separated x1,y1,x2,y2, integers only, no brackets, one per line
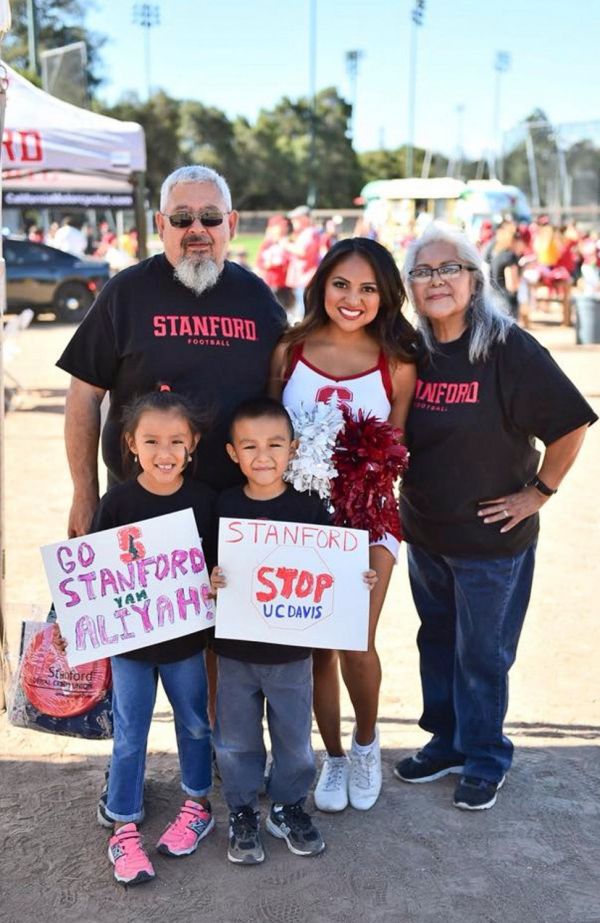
229,232,263,265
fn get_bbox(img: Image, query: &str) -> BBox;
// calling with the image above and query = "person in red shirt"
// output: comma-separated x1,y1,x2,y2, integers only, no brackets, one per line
284,206,322,320
256,215,295,315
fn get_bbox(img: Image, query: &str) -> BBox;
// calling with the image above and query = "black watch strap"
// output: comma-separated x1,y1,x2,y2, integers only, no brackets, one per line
527,475,557,497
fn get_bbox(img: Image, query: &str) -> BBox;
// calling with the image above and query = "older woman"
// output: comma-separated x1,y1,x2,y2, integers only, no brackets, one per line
395,222,597,810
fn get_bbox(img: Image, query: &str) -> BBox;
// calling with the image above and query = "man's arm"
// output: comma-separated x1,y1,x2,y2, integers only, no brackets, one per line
64,376,107,537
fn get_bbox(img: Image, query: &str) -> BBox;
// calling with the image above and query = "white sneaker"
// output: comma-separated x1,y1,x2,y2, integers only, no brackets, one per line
314,755,350,812
348,727,382,810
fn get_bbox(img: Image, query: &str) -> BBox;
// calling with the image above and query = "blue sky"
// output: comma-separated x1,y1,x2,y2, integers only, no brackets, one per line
88,0,600,159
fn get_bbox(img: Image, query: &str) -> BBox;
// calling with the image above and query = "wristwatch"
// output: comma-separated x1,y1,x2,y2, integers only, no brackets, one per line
527,475,557,497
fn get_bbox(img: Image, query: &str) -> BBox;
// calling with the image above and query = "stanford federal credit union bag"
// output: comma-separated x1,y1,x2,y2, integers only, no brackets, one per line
9,613,113,739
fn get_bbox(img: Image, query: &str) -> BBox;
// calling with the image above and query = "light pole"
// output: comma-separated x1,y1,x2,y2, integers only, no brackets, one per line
132,3,160,101
455,103,465,179
26,0,38,76
492,50,510,180
406,0,425,177
307,0,317,207
345,49,364,142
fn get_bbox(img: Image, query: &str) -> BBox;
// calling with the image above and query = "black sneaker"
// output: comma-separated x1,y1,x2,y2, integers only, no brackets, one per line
228,807,265,865
266,802,325,857
453,775,505,811
212,745,221,782
97,772,146,828
394,753,464,783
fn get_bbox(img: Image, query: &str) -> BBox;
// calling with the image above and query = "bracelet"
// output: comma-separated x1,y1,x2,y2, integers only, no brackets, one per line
526,475,557,497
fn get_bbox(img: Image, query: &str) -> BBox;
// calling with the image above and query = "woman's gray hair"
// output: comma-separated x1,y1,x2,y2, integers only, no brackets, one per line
159,165,232,212
402,221,514,363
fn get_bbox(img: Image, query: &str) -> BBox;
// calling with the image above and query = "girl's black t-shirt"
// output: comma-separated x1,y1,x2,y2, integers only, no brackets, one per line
57,255,286,491
401,325,597,557
91,477,217,663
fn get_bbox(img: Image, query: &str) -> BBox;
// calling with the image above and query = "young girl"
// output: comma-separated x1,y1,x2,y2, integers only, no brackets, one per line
270,237,417,812
86,388,217,885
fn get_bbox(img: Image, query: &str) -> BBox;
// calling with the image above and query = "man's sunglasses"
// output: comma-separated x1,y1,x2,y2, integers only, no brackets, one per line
160,209,231,229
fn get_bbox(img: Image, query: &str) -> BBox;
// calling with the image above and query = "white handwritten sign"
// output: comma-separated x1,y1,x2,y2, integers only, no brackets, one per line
41,509,214,667
215,517,369,651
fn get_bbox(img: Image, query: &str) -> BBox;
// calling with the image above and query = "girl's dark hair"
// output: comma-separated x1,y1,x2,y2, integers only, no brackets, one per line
229,396,294,442
282,237,417,365
121,386,210,475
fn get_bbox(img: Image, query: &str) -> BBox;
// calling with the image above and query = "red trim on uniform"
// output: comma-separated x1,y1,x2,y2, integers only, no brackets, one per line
296,351,382,384
378,351,393,402
283,343,303,383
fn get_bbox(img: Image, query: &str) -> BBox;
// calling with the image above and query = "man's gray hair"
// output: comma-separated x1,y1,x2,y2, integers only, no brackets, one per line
159,165,232,212
402,221,514,364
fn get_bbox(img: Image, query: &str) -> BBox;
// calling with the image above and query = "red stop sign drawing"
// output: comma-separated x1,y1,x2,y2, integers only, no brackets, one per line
252,546,335,631
21,625,111,718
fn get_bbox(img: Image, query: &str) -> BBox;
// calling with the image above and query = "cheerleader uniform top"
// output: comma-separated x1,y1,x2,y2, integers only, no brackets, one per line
282,343,392,419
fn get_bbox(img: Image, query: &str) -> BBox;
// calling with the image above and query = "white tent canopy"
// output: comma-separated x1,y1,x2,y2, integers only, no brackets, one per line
1,62,146,176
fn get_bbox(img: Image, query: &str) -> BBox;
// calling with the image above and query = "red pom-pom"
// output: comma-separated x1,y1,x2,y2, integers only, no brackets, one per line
330,409,409,543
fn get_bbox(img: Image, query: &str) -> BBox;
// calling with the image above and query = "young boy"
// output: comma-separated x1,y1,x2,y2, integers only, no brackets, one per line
210,396,330,865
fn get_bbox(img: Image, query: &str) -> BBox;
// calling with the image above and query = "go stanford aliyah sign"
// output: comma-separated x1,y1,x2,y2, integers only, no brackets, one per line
41,510,214,667
215,518,370,651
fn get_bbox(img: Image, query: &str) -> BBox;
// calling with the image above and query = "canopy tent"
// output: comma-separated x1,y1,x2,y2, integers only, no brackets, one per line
1,62,145,176
0,62,147,257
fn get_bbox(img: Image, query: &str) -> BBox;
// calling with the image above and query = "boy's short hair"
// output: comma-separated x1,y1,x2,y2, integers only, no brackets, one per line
229,397,294,442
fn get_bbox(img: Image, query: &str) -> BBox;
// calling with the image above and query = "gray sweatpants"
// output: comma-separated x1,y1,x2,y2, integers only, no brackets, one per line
214,656,315,812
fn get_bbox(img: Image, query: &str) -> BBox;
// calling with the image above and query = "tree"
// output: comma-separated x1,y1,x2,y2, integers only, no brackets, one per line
241,87,363,209
3,0,106,95
101,91,181,205
178,101,243,197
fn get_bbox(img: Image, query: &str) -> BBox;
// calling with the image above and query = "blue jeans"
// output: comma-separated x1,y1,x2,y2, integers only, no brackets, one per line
106,652,212,822
407,543,536,783
214,656,315,812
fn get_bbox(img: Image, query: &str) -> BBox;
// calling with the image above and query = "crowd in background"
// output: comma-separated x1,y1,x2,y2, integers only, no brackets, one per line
26,216,139,266
23,206,600,329
248,208,600,328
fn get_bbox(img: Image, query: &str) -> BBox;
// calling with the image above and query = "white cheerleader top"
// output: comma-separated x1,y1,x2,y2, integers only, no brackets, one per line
282,344,392,420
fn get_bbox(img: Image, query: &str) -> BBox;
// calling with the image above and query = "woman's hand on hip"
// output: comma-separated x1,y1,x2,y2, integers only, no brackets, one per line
477,486,548,533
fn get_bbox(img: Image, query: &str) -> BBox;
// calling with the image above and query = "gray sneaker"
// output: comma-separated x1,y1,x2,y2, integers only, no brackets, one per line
266,802,325,857
228,807,265,865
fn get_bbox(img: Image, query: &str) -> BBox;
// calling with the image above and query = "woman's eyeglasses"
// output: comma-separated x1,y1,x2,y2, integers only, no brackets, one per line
160,209,231,229
408,262,476,282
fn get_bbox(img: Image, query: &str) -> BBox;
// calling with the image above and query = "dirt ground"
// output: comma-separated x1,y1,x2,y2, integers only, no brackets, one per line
0,319,599,923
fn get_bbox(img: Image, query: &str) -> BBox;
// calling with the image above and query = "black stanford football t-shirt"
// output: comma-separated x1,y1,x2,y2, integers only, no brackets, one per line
57,255,286,490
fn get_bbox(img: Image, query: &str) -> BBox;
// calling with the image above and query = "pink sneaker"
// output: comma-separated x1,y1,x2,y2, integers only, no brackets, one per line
156,799,215,857
108,823,155,885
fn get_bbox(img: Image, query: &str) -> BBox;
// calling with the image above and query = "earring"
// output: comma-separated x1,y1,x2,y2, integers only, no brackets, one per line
184,448,191,467
133,454,138,465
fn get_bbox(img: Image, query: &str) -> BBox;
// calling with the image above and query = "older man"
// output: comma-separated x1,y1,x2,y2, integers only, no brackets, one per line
57,165,286,537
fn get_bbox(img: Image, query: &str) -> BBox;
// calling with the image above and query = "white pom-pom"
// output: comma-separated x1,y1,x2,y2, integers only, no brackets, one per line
283,400,345,499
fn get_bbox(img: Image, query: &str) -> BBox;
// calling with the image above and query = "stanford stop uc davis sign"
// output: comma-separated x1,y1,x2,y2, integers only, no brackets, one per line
252,545,335,630
215,517,369,651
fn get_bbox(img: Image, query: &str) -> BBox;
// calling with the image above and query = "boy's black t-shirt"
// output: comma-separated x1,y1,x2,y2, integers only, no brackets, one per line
212,485,331,665
91,477,217,664
401,325,597,558
56,255,286,491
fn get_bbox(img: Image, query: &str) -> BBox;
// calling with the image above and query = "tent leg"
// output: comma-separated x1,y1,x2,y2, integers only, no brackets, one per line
132,171,147,261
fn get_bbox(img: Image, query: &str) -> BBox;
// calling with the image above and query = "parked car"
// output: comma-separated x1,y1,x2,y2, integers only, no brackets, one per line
3,238,110,323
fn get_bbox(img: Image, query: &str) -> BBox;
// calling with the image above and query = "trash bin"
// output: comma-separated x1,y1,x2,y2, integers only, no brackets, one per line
574,295,600,345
